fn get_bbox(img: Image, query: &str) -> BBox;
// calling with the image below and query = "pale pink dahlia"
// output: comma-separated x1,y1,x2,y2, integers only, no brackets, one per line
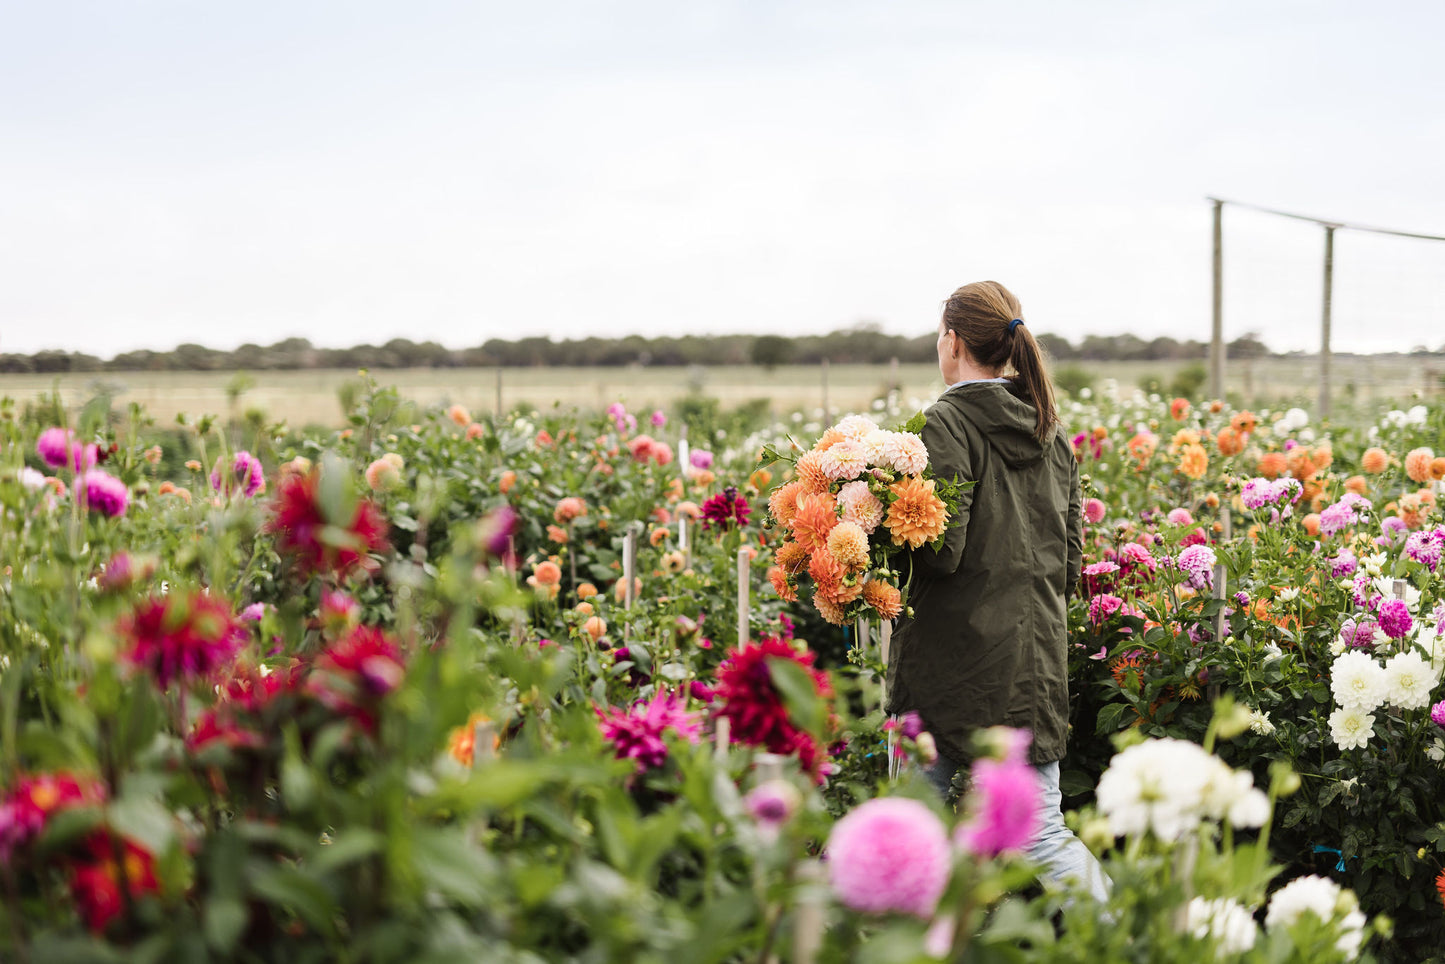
827,797,951,917
882,432,929,477
1082,497,1107,524
836,480,884,534
834,414,877,440
818,439,868,481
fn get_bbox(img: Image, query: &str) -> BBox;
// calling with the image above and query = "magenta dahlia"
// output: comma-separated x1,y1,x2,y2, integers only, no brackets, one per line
121,592,246,690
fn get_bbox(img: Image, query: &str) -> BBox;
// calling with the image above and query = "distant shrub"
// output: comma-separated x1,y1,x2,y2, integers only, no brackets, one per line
1054,365,1093,397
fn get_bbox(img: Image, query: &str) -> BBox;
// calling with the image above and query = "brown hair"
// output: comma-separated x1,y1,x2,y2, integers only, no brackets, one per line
941,280,1057,442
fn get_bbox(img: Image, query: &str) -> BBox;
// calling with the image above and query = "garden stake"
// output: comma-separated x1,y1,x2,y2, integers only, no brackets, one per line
791,861,826,964
715,716,730,762
737,547,750,647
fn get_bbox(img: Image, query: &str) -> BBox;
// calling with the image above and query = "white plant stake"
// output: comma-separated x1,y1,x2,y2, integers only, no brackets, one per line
737,547,750,648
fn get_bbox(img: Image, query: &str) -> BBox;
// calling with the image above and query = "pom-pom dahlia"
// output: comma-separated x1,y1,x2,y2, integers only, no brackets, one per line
826,521,869,572
881,432,929,477
827,797,950,917
75,470,129,517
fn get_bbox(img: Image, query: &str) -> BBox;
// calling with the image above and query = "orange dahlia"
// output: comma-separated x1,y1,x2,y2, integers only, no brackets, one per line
1431,456,1445,481
1126,432,1158,461
1168,429,1200,455
1344,475,1368,495
776,539,809,574
813,591,847,626
809,549,862,605
795,451,831,494
814,427,847,452
1256,451,1287,480
884,476,949,549
1314,443,1334,471
1361,447,1389,474
768,565,798,602
768,480,805,528
1435,869,1445,911
1405,447,1436,484
1215,426,1245,457
861,579,903,620
1170,398,1190,421
790,492,840,553
1177,444,1209,481
1230,410,1257,435
826,521,870,572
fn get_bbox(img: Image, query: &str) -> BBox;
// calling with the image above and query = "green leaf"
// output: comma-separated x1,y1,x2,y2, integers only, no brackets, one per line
410,828,494,906
766,656,825,735
247,863,339,938
901,411,927,435
310,828,384,875
204,896,248,953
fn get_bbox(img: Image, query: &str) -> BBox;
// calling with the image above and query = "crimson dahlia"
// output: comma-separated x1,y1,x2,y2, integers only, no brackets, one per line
713,637,832,777
121,592,246,690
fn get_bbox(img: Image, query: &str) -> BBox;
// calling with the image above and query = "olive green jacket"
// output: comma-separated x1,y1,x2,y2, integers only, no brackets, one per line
885,380,1082,767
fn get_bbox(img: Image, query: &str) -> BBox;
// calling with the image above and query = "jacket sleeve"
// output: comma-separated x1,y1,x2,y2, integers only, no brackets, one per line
912,407,975,577
1065,448,1083,600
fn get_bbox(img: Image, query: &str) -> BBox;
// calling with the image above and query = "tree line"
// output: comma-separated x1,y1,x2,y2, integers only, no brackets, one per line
0,326,1308,375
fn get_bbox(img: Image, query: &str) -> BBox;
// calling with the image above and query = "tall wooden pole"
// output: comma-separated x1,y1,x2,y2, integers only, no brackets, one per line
821,358,831,425
1319,224,1336,419
1209,199,1226,401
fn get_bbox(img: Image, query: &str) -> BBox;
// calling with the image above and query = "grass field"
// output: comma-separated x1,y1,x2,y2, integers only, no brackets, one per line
2,356,1441,428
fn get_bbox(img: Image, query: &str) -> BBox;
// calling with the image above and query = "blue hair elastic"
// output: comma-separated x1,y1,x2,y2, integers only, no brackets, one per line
1008,318,1023,334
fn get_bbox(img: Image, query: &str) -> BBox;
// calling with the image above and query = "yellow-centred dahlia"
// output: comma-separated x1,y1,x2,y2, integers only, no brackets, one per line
791,492,840,553
862,579,903,620
768,480,805,528
884,476,948,549
827,521,870,572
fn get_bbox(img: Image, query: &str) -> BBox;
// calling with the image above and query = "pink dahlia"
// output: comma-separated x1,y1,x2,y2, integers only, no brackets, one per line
827,797,951,917
212,450,265,497
0,772,106,860
36,427,98,471
75,469,128,517
836,480,884,534
1377,599,1413,640
1176,544,1217,591
955,734,1040,857
1405,528,1445,572
744,779,802,840
1431,701,1445,728
121,592,246,690
596,690,701,773
1082,497,1106,524
1081,561,1120,597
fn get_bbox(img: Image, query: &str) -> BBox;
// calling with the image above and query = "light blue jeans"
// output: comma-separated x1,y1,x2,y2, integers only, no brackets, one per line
929,754,1112,906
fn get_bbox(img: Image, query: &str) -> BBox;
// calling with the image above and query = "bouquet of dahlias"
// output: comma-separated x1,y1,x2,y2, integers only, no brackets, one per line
759,413,969,626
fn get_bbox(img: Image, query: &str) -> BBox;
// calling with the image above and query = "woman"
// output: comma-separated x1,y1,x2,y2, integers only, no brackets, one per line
886,280,1109,903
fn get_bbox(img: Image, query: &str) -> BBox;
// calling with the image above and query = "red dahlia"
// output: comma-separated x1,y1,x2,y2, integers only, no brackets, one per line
68,831,160,934
713,636,833,777
307,625,406,734
266,470,389,578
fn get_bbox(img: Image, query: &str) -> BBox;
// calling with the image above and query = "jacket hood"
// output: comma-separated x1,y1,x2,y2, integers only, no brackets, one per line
939,381,1055,467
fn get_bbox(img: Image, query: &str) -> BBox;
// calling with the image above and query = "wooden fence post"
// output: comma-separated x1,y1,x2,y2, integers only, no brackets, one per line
737,547,750,648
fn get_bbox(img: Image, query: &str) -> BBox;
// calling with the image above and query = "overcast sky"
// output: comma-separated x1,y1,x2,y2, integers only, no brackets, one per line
2,0,1443,358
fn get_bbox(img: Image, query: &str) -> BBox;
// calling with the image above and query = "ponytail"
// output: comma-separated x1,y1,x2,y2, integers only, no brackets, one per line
1007,323,1058,443
941,280,1059,443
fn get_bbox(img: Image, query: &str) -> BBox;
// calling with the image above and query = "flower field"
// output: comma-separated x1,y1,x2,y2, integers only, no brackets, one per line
1,377,1443,962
